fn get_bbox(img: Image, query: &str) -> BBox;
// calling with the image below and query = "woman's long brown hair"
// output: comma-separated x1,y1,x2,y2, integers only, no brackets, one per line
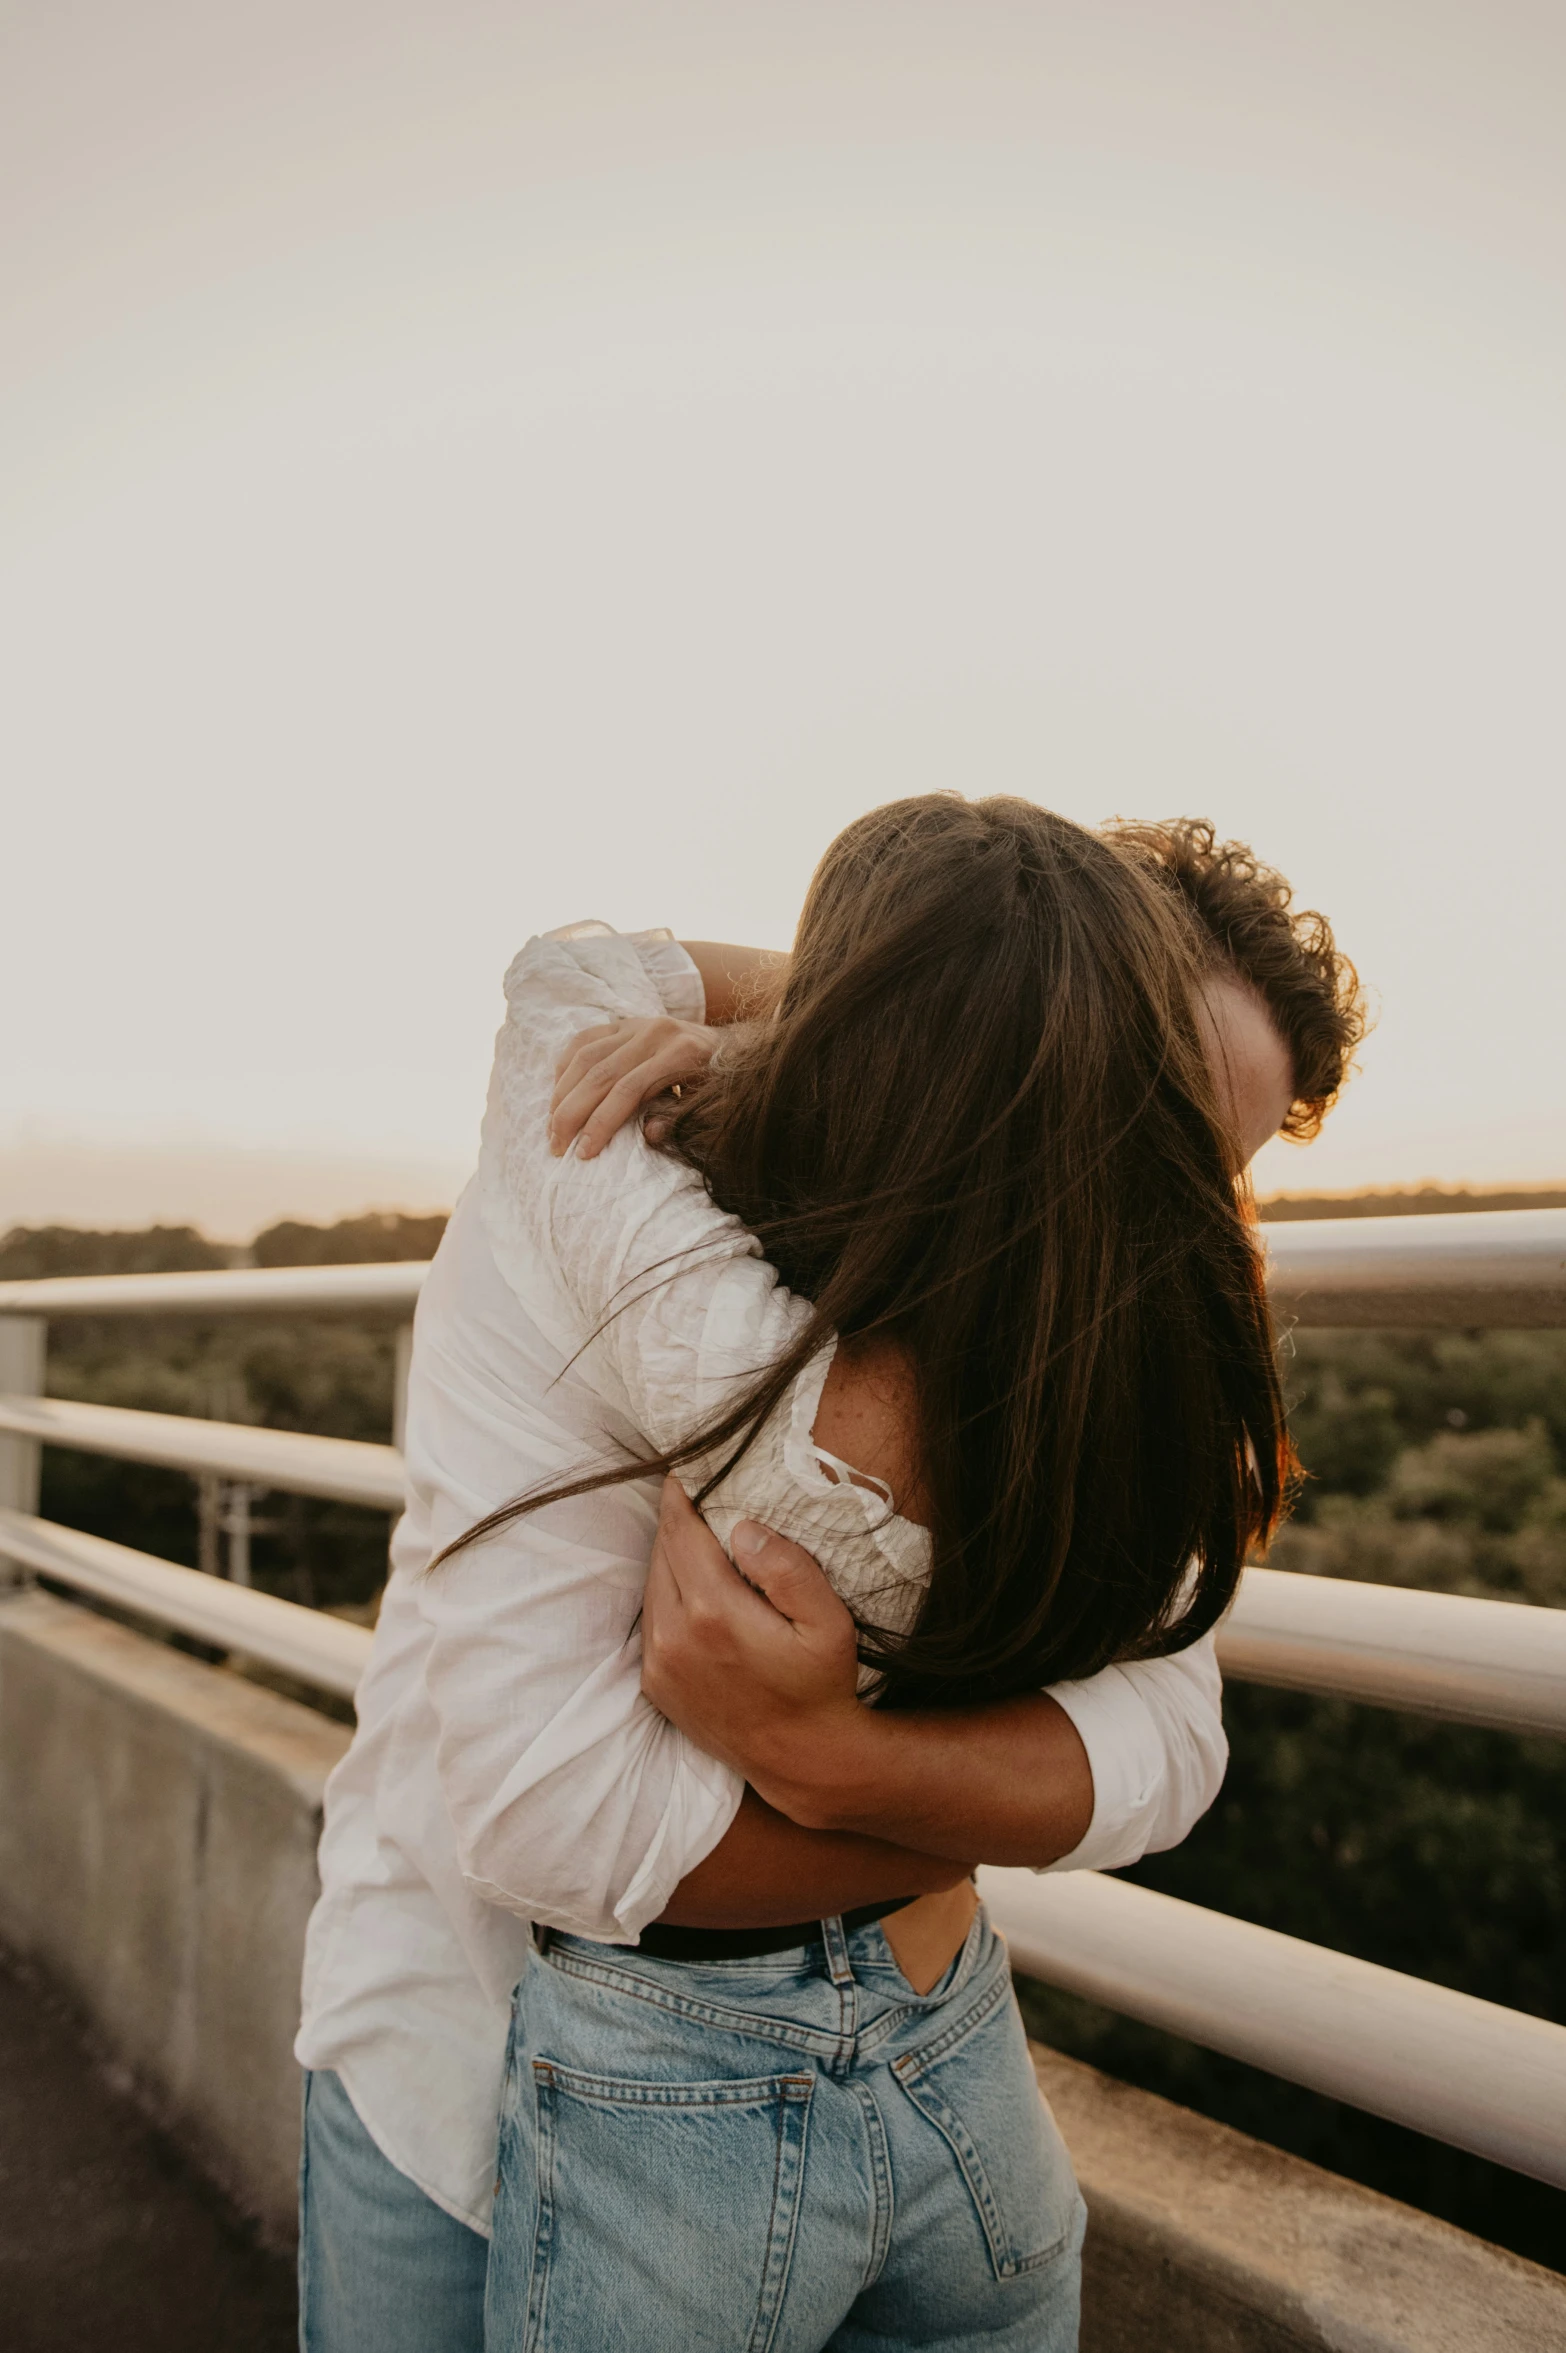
446,795,1294,1705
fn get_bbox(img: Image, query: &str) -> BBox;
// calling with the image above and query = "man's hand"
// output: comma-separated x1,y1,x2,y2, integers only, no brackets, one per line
641,1478,864,1820
549,1018,720,1159
642,1477,1097,1868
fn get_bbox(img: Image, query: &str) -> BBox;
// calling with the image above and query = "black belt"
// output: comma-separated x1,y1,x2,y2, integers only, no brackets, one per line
631,1896,917,1962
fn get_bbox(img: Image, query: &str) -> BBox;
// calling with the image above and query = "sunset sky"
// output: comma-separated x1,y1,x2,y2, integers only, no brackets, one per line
3,3,1562,1232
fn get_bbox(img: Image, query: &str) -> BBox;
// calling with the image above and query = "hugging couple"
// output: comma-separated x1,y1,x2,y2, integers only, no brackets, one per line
296,794,1362,2352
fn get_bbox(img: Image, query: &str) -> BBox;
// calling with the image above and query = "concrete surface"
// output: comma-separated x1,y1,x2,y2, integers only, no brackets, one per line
0,1586,348,2236
0,1942,295,2352
1038,2044,1566,2353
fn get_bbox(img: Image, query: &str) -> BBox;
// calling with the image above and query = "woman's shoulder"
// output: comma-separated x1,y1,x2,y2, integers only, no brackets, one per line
811,1335,931,1530
481,917,712,1254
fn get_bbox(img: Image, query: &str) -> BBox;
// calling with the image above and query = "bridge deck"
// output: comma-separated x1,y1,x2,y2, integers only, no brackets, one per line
0,1945,295,2352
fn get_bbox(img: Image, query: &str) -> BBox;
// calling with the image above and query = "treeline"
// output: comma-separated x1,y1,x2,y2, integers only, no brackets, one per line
4,1202,1564,2265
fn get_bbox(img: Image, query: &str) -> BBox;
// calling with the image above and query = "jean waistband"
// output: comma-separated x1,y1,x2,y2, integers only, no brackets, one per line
612,1895,917,1964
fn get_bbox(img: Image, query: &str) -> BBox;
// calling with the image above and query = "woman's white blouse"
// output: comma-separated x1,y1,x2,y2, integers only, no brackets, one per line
296,924,1228,2235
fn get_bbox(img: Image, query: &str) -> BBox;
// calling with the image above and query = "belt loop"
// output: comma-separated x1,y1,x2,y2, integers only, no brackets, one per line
820,1914,854,1987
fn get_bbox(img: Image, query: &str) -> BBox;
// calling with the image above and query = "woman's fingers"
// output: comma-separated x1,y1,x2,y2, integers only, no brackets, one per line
549,1019,718,1156
549,1024,626,1111
550,1040,654,1155
549,1025,643,1130
550,1020,675,1121
575,1046,694,1158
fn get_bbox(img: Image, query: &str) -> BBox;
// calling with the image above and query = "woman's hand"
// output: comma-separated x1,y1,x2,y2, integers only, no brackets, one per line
641,1479,866,1821
549,1017,720,1159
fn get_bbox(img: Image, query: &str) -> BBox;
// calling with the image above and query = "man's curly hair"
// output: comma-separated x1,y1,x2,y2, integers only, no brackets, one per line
1105,818,1368,1141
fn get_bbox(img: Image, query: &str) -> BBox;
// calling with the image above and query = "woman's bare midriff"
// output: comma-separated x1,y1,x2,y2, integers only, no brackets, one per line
881,1879,979,1995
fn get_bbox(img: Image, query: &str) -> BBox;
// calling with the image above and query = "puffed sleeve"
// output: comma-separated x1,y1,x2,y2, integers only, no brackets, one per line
477,923,818,1459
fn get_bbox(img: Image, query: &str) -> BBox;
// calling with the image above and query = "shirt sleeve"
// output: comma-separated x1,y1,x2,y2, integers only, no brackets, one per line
406,1187,744,1945
477,924,817,1457
1038,1633,1228,1874
413,920,807,1946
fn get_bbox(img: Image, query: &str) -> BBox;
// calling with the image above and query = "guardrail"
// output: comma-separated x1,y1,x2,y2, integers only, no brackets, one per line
1221,1566,1566,1738
977,1867,1566,2188
0,1393,404,1510
2,1205,1565,2188
0,1261,426,1317
0,1508,370,1699
4,1381,1562,1734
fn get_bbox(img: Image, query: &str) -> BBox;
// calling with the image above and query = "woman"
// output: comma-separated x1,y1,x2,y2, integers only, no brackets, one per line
297,798,1361,2352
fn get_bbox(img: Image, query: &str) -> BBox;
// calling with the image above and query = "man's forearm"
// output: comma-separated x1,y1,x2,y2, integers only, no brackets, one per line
752,1691,1096,1869
656,1789,972,1929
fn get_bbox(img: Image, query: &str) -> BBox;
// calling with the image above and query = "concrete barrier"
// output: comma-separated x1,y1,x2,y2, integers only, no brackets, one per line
0,1586,347,2237
1,1585,1563,2346
1038,2046,1566,2352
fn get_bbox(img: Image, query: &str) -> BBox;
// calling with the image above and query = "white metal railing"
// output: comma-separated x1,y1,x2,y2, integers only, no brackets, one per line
0,1260,426,1317
4,1373,1562,1733
6,1490,1560,2186
1220,1567,1566,1738
0,1508,370,1699
977,1867,1566,2188
2,1204,1565,2187
0,1393,403,1511
3,1209,1565,1732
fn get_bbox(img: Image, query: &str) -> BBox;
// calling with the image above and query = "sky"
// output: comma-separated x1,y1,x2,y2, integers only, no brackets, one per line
3,1,1563,1233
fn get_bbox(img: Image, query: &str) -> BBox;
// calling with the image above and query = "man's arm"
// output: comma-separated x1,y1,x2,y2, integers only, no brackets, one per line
643,1481,1098,1873
762,1688,1097,1867
678,940,788,1026
657,1789,972,1929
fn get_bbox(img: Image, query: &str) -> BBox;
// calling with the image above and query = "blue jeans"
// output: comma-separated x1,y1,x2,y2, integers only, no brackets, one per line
487,1906,1085,2351
298,2068,489,2353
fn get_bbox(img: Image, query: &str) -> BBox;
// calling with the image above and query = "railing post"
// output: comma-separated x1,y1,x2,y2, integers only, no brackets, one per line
225,1483,255,1587
393,1321,414,1458
196,1472,222,1578
0,1315,46,1584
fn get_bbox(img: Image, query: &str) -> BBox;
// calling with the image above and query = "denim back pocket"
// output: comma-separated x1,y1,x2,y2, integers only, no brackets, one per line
492,2056,815,2353
889,1979,1082,2280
